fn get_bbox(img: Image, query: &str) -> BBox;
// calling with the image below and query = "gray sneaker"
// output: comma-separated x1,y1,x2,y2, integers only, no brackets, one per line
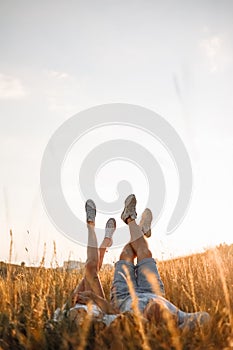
85,199,96,223
139,208,153,238
104,218,116,247
121,194,137,223
179,311,210,331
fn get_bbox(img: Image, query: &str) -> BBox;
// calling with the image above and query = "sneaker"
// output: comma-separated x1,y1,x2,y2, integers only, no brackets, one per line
104,218,116,247
85,199,96,223
178,311,210,331
139,208,153,238
121,194,137,223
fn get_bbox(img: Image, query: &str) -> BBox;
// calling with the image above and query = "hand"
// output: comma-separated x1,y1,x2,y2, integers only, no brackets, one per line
72,291,94,306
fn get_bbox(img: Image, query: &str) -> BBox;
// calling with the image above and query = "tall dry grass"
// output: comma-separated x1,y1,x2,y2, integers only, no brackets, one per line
0,243,233,349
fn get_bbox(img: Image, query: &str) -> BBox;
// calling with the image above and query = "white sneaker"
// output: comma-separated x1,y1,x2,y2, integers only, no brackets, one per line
139,208,153,238
104,218,116,247
85,199,96,223
121,194,137,223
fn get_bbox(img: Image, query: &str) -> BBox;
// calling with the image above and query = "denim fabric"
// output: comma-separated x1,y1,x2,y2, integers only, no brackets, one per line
110,259,210,330
111,258,165,310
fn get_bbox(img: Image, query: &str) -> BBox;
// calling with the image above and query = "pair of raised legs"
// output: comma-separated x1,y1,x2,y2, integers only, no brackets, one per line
72,199,116,300
72,195,155,302
71,195,210,333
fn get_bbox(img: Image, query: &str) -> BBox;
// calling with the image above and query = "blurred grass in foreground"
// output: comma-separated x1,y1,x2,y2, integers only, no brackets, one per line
0,243,233,349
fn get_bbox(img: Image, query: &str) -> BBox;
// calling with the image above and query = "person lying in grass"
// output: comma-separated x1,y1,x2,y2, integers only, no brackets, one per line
69,195,210,332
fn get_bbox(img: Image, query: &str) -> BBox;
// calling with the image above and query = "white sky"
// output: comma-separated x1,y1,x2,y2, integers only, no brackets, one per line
0,0,233,266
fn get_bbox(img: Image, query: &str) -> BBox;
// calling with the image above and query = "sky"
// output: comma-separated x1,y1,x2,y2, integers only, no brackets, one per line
0,0,233,266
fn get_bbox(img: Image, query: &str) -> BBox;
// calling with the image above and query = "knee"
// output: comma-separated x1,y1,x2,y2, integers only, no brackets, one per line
144,300,178,325
138,247,152,260
144,299,168,324
120,248,135,262
143,300,163,324
119,250,128,261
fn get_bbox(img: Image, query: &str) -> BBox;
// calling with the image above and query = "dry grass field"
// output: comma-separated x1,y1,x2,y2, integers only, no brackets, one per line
0,243,233,350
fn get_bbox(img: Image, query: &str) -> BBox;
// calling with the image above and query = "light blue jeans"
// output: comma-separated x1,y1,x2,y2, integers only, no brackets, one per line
111,258,210,329
111,258,165,310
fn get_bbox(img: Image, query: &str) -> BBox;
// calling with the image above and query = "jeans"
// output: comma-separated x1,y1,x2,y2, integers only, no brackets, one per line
111,257,165,310
110,258,210,329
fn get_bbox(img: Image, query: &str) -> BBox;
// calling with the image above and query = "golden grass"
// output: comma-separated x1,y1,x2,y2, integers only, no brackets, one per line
0,243,233,349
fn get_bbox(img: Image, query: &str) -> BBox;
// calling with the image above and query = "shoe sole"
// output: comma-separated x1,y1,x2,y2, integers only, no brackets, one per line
104,218,116,246
121,194,137,222
139,208,153,237
105,218,116,230
85,199,96,222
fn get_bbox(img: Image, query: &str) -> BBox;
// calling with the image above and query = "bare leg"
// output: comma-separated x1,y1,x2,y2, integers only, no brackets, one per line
127,219,152,262
120,195,165,296
98,237,112,270
119,242,136,263
99,218,116,270
74,235,110,295
74,215,116,298
121,194,152,262
83,222,105,298
73,200,105,299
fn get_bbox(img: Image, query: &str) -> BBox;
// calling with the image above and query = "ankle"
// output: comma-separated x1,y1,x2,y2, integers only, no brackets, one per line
87,221,95,227
100,237,112,248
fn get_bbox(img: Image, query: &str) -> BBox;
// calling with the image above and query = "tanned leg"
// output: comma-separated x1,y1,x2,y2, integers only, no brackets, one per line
98,218,116,270
99,237,112,271
121,194,152,262
119,242,136,263
83,221,105,298
127,218,152,262
73,200,105,299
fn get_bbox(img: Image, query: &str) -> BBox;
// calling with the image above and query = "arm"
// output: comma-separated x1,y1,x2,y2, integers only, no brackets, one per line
73,291,119,315
91,292,118,314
